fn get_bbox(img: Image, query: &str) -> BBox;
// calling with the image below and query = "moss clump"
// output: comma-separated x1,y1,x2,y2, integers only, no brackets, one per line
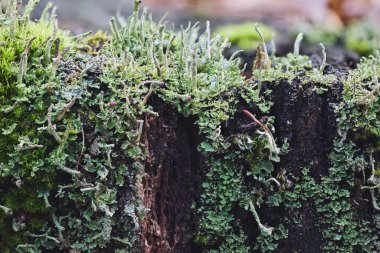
79,31,109,55
0,2,75,251
1,0,259,251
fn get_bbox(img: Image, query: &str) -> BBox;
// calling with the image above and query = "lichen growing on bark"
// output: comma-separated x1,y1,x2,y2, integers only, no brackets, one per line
1,1,380,253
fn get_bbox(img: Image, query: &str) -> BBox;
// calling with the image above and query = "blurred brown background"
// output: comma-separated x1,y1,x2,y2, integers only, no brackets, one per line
29,0,380,33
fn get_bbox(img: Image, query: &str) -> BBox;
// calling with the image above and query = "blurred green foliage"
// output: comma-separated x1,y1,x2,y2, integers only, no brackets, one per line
216,22,276,50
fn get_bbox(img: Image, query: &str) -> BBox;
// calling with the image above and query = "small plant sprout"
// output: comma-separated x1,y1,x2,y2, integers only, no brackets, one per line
164,35,176,66
253,24,271,90
253,23,270,69
320,43,326,71
51,212,65,242
38,191,51,208
293,33,303,56
5,0,14,16
71,31,92,41
139,80,165,107
372,58,379,87
40,2,53,21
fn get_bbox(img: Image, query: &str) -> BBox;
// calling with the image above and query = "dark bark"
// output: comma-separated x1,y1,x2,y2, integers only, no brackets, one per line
270,79,341,252
137,80,342,252
140,96,201,253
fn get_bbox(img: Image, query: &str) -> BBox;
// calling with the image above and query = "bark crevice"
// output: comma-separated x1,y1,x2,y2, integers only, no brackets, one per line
139,96,201,253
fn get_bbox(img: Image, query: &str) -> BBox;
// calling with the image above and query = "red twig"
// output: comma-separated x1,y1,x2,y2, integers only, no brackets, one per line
242,109,268,130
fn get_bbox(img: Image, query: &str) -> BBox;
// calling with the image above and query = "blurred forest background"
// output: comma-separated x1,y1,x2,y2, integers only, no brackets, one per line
27,0,380,34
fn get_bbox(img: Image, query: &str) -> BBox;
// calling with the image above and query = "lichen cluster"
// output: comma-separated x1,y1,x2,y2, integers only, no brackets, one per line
1,0,380,252
0,0,255,251
248,38,380,252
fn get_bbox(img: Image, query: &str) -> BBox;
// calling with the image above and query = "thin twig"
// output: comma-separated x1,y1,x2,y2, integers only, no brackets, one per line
242,109,267,130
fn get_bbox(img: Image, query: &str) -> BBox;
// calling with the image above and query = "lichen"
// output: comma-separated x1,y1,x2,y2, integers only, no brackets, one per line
1,0,380,252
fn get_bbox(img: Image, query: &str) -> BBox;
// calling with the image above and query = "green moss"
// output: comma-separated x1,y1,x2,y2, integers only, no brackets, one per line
1,0,380,252
0,2,74,250
293,21,379,56
79,30,109,55
216,22,276,50
299,23,341,46
344,21,379,56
